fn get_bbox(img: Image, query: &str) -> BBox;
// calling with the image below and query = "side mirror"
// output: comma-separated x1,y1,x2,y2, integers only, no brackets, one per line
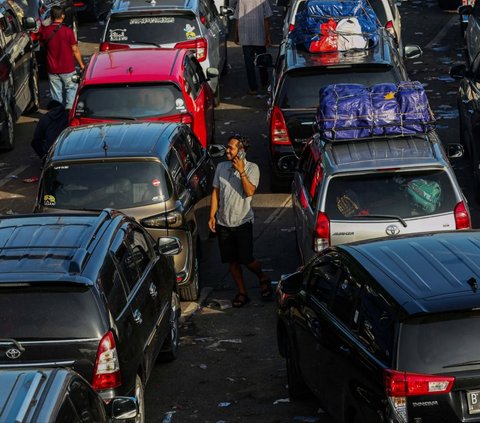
22,16,37,31
403,44,423,60
157,237,182,255
220,6,234,15
280,271,303,294
108,397,138,420
254,53,274,68
206,67,219,80
458,4,473,14
446,143,464,159
71,74,81,84
207,144,226,158
450,63,468,80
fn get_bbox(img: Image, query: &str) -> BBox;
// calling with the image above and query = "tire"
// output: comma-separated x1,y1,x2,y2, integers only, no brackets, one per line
285,336,310,399
158,292,180,362
134,374,145,423
27,63,40,113
0,106,15,151
179,258,200,301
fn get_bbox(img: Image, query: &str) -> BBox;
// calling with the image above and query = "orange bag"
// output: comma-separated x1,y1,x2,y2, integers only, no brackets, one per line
309,19,338,52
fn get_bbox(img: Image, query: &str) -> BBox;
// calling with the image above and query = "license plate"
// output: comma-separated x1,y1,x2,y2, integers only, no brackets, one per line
467,390,480,414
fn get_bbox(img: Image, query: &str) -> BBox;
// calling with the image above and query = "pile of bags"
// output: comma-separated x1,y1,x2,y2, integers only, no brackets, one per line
290,0,379,52
316,82,435,140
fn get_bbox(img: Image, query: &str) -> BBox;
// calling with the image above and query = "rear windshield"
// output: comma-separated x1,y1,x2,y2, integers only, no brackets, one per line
76,84,185,119
106,15,200,45
42,161,173,210
366,0,387,24
279,67,400,109
325,169,457,220
0,285,102,339
398,312,480,374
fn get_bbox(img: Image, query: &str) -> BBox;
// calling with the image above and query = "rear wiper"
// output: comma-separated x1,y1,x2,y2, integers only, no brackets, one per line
443,360,480,369
0,338,25,352
130,40,161,47
94,115,137,121
349,214,407,228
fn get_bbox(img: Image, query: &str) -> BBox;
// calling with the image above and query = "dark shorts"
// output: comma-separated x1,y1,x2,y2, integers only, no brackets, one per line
217,222,254,265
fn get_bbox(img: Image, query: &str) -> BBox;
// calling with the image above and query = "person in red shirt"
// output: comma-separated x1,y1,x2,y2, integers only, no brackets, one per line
40,5,84,110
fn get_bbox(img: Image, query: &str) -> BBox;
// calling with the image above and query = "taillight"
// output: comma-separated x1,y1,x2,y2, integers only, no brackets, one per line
270,106,291,146
99,42,129,52
73,1,85,6
92,331,121,391
454,201,471,229
174,38,207,62
70,118,80,126
288,23,295,32
180,112,193,126
141,210,183,229
313,212,330,252
385,21,398,44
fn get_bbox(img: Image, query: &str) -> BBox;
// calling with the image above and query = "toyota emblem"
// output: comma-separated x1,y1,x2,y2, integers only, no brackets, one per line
386,224,400,236
5,348,22,359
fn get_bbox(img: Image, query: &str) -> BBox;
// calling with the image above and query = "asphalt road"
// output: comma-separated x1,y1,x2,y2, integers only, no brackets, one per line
0,2,477,422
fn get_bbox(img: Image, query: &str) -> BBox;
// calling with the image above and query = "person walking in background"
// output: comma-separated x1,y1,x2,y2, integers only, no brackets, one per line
31,100,68,161
40,5,84,110
208,135,273,307
234,0,272,95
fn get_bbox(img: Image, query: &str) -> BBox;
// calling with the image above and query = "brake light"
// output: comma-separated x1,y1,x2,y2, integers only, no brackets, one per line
454,201,471,229
99,42,129,52
313,212,330,252
74,1,85,6
92,331,121,391
270,106,291,146
174,38,207,62
288,23,295,32
70,117,80,126
385,21,398,44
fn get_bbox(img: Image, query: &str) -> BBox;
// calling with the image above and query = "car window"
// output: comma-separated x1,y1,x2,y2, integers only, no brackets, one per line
166,148,188,191
0,9,19,43
112,230,140,292
308,260,341,306
184,57,202,99
76,84,184,119
106,15,200,44
325,169,458,220
185,130,204,163
130,229,152,276
173,135,195,175
69,379,106,423
279,67,399,109
330,267,362,325
42,161,173,210
298,146,319,206
98,257,129,318
55,397,81,423
354,284,395,363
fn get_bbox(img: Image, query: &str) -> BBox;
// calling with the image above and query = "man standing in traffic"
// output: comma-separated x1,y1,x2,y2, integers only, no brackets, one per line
208,135,272,307
234,0,272,95
40,5,84,110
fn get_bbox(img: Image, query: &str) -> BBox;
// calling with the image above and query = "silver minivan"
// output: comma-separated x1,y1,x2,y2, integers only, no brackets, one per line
292,132,470,263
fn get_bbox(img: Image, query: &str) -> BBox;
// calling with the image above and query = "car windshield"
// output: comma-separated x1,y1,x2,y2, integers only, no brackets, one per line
397,312,480,374
325,169,457,220
0,285,102,339
279,66,400,108
106,14,200,45
41,161,173,210
76,84,185,119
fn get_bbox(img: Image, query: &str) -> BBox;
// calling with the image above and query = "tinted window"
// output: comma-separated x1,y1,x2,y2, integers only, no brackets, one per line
69,379,106,423
130,230,152,276
42,161,172,209
76,84,185,119
325,169,458,220
279,67,400,108
106,15,200,45
186,131,204,163
0,286,102,338
398,312,480,374
114,240,139,292
173,136,194,174
308,260,340,305
166,149,188,189
98,258,129,318
330,269,362,325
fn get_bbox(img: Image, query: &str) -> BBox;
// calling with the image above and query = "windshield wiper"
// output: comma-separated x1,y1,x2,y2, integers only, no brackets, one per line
349,214,407,227
130,40,162,47
94,115,137,121
443,360,480,369
0,338,25,352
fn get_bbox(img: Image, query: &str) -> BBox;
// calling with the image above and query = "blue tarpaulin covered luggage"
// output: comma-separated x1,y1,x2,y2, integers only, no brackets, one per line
316,82,435,140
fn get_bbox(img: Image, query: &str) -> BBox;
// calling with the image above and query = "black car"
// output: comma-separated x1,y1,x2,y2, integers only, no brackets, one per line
0,209,181,422
277,230,480,422
0,368,138,422
261,31,421,191
0,0,38,150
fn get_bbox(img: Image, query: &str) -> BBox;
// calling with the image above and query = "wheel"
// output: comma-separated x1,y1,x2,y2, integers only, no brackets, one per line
179,258,200,301
158,292,180,362
0,106,15,151
134,374,145,423
27,62,40,113
285,336,310,399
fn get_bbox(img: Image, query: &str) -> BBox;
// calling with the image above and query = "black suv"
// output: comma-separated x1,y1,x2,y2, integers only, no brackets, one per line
0,368,138,422
0,0,38,150
0,209,181,422
263,32,421,191
277,230,480,423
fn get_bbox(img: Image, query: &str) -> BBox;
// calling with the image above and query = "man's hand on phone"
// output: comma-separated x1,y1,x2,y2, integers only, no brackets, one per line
232,155,245,174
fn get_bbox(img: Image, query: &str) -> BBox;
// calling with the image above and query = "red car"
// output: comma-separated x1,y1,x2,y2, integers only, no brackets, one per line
69,48,216,147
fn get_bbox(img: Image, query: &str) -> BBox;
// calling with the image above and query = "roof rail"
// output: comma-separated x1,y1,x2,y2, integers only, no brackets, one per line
15,371,46,423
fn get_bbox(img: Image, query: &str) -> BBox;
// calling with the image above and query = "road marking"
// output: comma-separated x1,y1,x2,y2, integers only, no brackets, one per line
425,16,458,49
263,195,292,225
0,165,29,188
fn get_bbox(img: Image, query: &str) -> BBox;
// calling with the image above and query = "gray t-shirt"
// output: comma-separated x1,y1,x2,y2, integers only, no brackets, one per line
212,160,260,227
234,0,273,46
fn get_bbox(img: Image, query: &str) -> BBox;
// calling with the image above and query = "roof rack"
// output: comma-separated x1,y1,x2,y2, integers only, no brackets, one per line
15,371,47,423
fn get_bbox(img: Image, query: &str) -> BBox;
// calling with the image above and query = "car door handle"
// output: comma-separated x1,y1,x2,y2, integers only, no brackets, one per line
462,99,470,104
149,282,158,299
339,345,351,355
133,309,143,325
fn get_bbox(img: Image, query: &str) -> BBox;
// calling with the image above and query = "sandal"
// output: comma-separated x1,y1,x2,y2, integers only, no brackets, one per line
232,293,251,308
259,278,273,301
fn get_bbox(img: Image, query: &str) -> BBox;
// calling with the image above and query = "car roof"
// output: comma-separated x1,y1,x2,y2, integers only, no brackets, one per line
111,0,199,13
0,211,118,283
50,122,178,161
84,48,186,85
341,231,480,316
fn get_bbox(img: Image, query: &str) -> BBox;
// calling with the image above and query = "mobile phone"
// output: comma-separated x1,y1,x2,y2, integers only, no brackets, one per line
237,150,246,160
